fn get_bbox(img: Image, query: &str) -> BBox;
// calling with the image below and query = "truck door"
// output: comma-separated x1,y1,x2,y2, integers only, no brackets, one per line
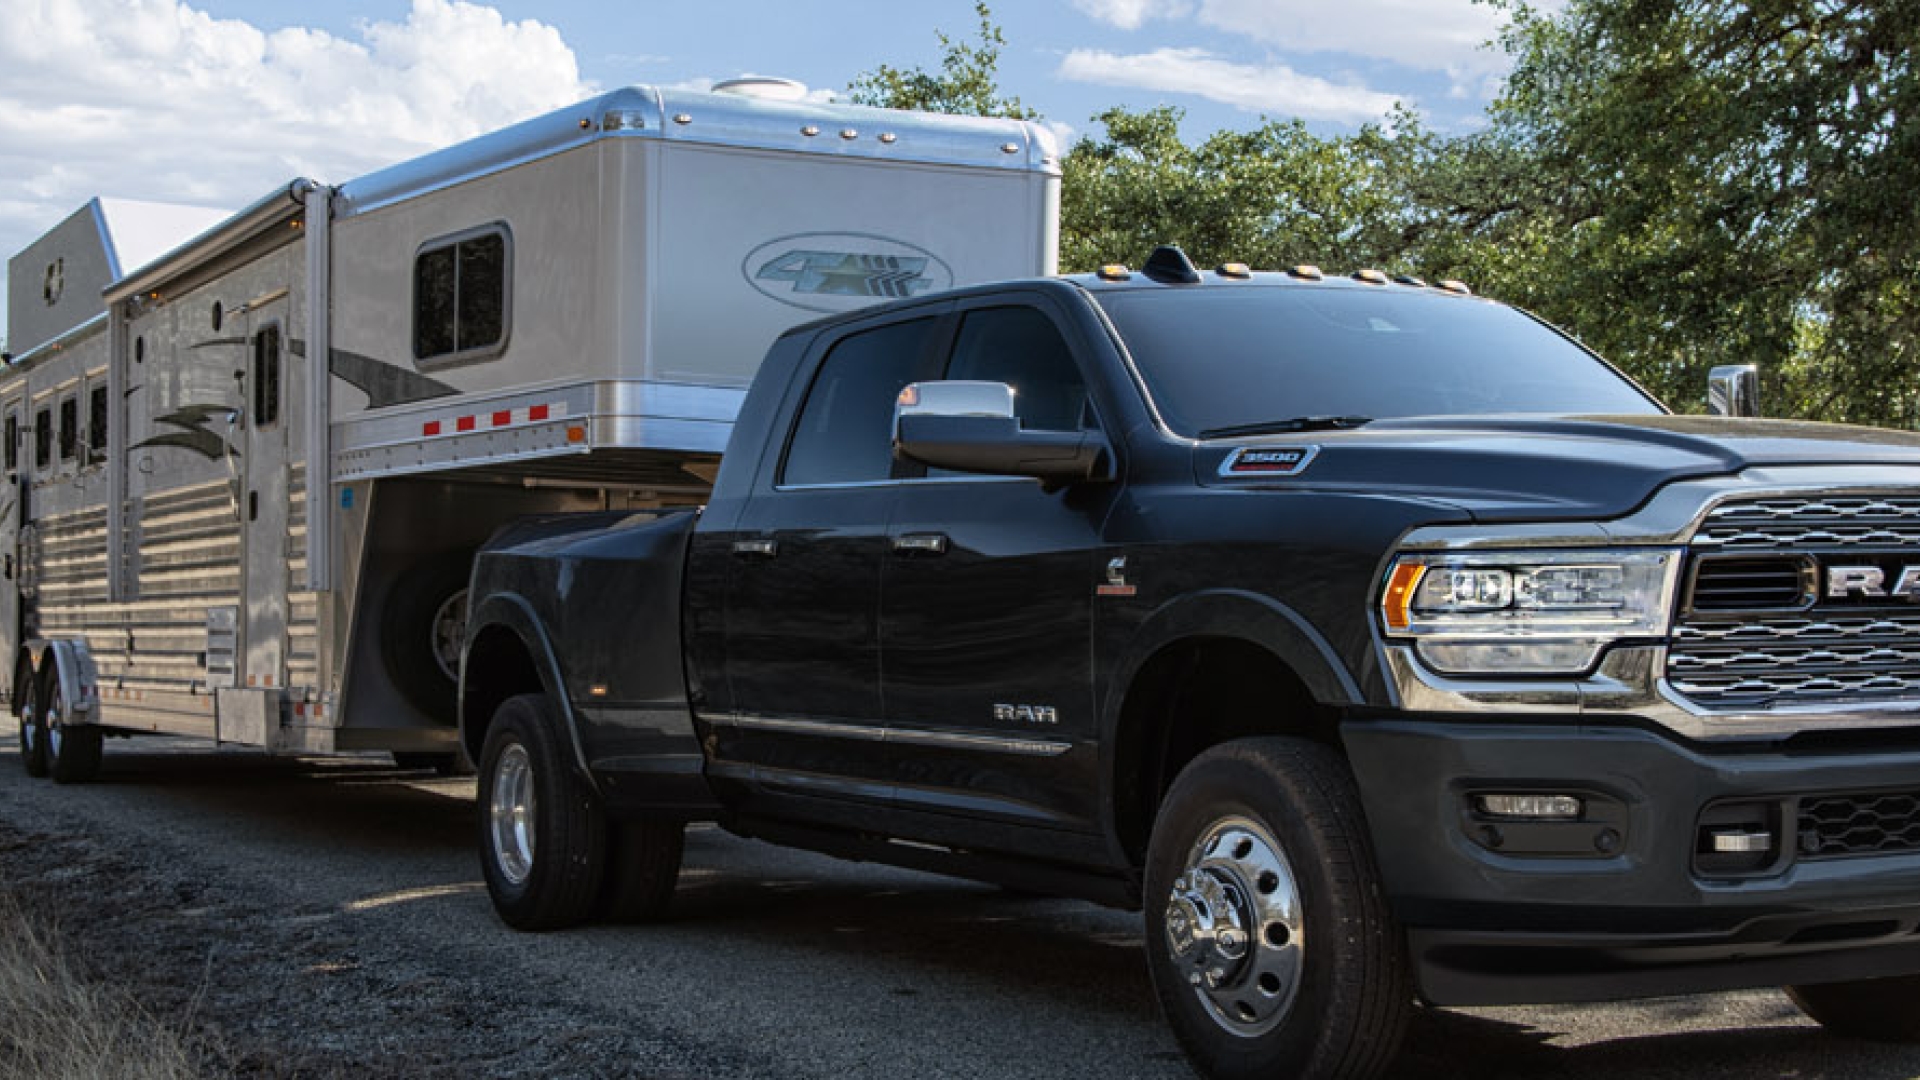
880,299,1115,835
241,299,291,696
0,395,21,677
717,310,944,808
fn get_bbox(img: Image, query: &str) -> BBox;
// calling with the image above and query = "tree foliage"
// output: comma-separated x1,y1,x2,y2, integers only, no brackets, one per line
1449,0,1920,423
847,2,1036,119
858,0,1920,424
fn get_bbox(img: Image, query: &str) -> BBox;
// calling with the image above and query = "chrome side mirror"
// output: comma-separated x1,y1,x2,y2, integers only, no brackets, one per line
1707,365,1760,418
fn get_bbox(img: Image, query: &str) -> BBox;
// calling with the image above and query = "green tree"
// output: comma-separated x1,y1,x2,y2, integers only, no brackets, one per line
847,2,1036,119
1444,0,1920,422
1060,106,1434,275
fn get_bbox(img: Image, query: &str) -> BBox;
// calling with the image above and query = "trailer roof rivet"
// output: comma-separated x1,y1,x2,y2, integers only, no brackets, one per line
878,133,898,144
673,113,692,125
840,129,858,140
800,125,821,137
1000,142,1021,154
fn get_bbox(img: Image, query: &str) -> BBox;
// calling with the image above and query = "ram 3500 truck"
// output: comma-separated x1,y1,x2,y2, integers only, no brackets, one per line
459,246,1920,1080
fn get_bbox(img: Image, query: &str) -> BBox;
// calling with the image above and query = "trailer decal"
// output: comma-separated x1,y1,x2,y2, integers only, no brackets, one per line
286,339,458,410
744,233,954,313
132,404,239,461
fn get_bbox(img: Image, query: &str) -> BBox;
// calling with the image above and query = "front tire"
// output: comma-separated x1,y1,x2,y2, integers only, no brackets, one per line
1788,976,1920,1041
477,694,606,930
1144,737,1411,1080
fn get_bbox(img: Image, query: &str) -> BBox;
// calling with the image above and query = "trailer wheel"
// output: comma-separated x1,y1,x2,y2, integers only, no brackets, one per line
42,665,103,785
595,819,685,923
1144,737,1411,1080
382,556,472,723
1788,976,1920,1041
477,693,606,930
17,665,48,779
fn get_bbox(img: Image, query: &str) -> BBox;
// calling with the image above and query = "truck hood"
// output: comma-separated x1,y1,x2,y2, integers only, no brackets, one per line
1199,415,1920,521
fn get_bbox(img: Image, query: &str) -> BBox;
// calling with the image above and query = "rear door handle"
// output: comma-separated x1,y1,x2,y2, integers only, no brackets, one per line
732,539,778,558
891,532,948,556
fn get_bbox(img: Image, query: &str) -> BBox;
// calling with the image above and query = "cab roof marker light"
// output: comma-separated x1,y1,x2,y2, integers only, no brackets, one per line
1439,279,1473,295
1288,264,1324,281
1353,269,1389,285
1216,262,1253,279
1393,274,1427,287
1097,264,1131,281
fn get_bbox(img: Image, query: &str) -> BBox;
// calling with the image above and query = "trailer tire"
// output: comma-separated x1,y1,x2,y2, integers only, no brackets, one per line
1143,737,1411,1080
42,663,103,785
477,693,605,930
595,819,685,923
382,556,472,723
17,665,48,779
1788,976,1920,1041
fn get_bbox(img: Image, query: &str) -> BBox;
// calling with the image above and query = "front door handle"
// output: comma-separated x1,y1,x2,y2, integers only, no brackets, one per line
891,532,948,556
732,539,778,558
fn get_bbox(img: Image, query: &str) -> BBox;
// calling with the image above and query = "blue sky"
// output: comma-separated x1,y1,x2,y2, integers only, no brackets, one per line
1,0,1544,343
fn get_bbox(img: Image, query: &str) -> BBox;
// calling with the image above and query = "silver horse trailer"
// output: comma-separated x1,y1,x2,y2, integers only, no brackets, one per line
3,83,1061,780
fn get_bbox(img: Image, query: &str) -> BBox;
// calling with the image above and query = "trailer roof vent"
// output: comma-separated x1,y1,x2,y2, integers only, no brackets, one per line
713,76,811,101
1142,245,1201,285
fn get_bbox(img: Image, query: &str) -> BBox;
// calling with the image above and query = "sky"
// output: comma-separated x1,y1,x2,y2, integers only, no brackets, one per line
0,0,1551,345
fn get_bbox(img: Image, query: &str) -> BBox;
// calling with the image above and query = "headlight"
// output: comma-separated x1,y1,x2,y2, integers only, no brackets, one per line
1380,549,1681,675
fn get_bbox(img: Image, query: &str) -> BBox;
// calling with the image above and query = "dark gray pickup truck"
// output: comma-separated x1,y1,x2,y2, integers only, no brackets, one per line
459,246,1920,1080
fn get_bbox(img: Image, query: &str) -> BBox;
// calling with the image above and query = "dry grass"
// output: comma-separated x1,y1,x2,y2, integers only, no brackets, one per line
0,893,204,1080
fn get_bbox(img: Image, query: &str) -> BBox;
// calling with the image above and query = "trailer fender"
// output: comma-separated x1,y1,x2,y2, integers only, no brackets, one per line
25,639,100,724
460,592,600,796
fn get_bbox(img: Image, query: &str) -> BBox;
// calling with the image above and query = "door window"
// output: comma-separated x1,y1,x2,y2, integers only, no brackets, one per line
781,316,941,487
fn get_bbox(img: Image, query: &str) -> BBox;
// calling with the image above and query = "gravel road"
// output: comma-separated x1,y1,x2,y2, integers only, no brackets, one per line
2,733,1918,1080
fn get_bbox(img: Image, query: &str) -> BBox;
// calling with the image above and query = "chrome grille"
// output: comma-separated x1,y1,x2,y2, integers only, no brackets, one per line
1671,495,1920,709
1693,496,1920,550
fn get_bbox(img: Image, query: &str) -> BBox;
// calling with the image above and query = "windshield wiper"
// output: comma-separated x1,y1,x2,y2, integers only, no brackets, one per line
1197,416,1373,439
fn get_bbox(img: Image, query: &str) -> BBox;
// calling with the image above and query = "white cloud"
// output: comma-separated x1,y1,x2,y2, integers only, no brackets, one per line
1070,0,1194,31
0,0,593,341
1068,0,1566,88
1058,47,1400,122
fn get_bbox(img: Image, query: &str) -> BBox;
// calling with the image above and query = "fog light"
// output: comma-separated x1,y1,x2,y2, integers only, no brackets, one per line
1474,794,1583,820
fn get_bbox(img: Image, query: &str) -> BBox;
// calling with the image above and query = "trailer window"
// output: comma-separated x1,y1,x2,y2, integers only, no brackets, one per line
414,225,509,366
33,408,51,470
88,385,109,458
253,324,281,427
58,397,77,462
4,412,16,473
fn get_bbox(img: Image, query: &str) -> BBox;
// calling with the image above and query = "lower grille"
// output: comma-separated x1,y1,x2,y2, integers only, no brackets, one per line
1800,791,1920,859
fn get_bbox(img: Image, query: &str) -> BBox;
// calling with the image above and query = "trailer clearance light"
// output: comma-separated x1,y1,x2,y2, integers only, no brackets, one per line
1379,548,1680,675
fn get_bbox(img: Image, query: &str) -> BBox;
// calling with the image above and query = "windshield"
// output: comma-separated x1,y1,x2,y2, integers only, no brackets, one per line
1094,286,1665,437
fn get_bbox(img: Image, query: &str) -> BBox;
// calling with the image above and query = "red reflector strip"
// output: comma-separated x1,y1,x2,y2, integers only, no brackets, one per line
420,401,570,438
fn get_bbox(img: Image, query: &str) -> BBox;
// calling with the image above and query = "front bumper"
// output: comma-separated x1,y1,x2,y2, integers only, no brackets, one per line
1343,717,1920,1006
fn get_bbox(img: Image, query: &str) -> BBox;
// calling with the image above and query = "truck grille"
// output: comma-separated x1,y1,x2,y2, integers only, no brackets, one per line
1670,496,1920,709
1799,790,1920,859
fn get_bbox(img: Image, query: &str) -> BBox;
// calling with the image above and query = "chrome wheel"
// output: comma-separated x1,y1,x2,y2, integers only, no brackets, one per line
44,680,62,760
429,588,468,683
1164,815,1304,1038
489,743,537,886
